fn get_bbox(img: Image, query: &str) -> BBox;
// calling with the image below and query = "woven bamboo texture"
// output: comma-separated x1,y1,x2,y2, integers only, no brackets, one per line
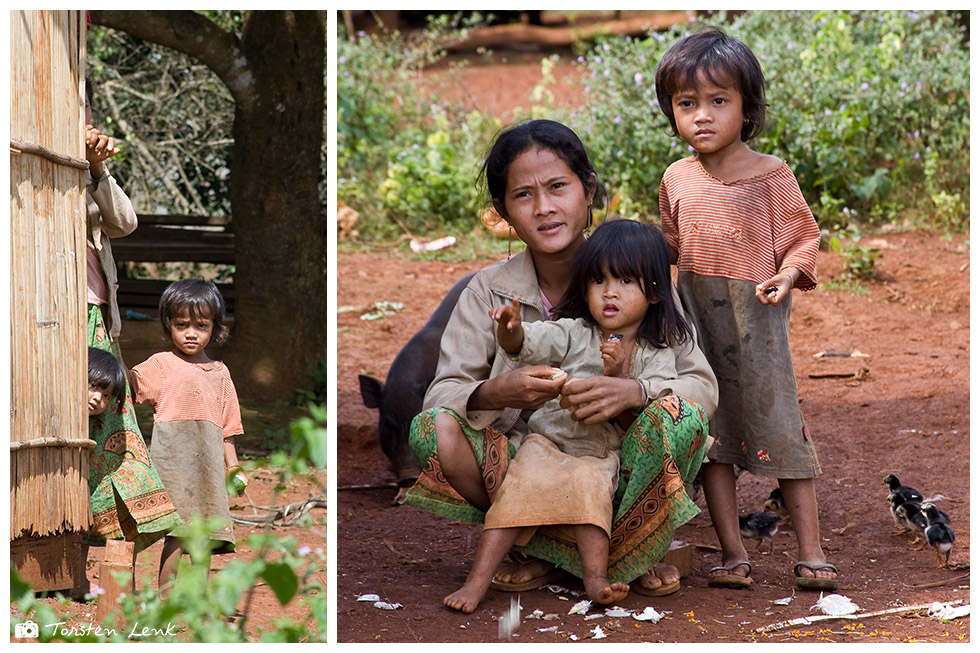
10,10,92,537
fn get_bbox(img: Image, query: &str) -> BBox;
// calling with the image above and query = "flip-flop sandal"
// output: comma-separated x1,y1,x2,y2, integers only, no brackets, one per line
489,565,564,592
632,578,680,597
794,561,839,591
706,561,753,589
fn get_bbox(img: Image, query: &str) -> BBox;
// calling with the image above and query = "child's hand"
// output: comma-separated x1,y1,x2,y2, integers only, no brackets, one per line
84,125,121,166
489,297,522,332
490,297,524,354
600,335,627,377
755,271,795,305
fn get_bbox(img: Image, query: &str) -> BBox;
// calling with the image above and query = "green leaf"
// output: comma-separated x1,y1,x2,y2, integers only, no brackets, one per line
260,563,299,606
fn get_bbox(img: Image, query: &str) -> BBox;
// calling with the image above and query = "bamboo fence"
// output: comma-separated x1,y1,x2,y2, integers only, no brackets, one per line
9,10,92,538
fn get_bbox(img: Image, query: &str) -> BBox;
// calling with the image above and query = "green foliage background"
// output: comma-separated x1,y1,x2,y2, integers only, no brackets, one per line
338,10,970,240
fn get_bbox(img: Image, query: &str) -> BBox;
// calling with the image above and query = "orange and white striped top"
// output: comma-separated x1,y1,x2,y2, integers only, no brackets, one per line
132,351,244,438
659,156,820,291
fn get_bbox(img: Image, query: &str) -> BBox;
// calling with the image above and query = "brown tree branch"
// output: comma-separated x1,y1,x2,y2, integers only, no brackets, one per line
88,10,255,110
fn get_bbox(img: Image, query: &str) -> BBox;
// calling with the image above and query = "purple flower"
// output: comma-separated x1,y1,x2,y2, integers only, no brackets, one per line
861,83,869,90
914,153,920,159
824,109,832,116
614,115,622,124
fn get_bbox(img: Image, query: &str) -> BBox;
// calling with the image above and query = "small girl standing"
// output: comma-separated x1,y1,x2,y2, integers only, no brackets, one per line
443,219,708,613
656,26,836,590
131,278,248,591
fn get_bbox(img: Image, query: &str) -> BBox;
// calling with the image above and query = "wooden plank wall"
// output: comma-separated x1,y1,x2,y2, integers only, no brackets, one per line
9,10,92,537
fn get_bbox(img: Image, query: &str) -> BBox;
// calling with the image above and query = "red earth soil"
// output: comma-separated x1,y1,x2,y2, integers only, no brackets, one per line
337,49,970,644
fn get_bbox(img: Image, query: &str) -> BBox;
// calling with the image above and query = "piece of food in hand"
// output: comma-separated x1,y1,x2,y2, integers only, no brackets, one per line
607,334,623,341
738,512,781,553
546,369,567,380
226,466,247,497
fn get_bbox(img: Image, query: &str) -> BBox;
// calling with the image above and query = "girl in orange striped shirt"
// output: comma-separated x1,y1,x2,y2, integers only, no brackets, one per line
132,278,248,593
656,27,837,591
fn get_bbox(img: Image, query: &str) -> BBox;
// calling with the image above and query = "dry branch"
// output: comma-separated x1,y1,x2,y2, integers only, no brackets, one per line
755,599,965,633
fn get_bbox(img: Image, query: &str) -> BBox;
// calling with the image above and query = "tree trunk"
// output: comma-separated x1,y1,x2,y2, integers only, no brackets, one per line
226,11,327,399
89,10,327,399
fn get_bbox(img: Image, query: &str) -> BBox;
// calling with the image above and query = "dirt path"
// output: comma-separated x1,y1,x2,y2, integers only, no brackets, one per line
337,229,969,643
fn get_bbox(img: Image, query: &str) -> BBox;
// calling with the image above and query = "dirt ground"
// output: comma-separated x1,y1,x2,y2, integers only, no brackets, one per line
13,464,327,642
336,47,970,643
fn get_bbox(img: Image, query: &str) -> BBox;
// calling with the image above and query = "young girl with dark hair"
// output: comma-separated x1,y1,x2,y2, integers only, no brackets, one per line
131,278,246,592
656,27,835,590
443,219,709,613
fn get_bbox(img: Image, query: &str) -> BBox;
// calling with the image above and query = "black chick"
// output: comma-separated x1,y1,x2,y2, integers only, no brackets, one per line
894,501,928,542
887,493,915,534
762,487,789,517
739,512,781,553
883,474,923,505
922,503,955,568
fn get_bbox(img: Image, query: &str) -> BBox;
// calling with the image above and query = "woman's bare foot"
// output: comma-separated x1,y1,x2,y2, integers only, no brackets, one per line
583,575,630,605
444,583,486,614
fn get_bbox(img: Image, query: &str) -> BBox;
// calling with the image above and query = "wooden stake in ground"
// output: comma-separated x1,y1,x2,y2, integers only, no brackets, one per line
95,540,136,624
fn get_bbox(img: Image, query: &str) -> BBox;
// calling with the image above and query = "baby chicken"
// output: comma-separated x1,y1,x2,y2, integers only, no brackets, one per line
894,501,928,542
922,503,955,568
763,487,791,521
883,474,923,505
739,512,782,554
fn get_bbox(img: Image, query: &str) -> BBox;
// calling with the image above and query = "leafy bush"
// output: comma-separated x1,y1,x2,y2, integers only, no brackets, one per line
340,11,969,238
571,10,970,229
337,14,503,238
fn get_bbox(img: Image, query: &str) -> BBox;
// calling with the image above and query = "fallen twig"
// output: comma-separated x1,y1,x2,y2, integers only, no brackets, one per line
908,572,971,589
338,482,399,491
231,496,327,526
755,600,965,633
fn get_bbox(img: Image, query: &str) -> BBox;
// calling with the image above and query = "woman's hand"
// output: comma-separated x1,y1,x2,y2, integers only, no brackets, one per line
559,375,645,425
469,365,567,411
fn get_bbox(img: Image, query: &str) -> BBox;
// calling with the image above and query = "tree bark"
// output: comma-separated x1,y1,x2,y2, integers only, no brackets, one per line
89,10,327,399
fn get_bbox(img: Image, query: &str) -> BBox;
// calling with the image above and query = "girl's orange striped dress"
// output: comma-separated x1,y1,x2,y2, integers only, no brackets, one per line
132,350,244,551
659,155,822,479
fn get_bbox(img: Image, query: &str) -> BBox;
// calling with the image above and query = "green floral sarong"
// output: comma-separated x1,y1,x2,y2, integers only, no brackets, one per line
405,394,709,584
87,304,182,552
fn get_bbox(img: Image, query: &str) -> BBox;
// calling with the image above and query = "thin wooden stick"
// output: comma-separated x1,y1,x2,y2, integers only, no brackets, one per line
10,138,90,170
755,600,965,633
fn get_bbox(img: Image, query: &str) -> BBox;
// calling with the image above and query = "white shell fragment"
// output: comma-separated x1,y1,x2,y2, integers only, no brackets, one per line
605,607,632,618
590,625,607,639
633,607,663,623
527,609,544,620
929,602,971,621
373,601,403,610
772,595,794,606
810,593,860,616
568,599,592,615
536,626,559,633
357,593,380,602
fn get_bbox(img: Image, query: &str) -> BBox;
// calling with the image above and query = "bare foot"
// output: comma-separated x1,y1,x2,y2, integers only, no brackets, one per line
492,556,553,588
444,583,485,614
583,575,630,605
636,562,680,592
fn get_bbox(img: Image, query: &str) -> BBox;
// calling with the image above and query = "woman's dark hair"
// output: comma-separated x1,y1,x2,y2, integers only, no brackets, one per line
158,277,229,345
88,347,127,415
553,219,692,348
481,119,607,222
655,26,768,142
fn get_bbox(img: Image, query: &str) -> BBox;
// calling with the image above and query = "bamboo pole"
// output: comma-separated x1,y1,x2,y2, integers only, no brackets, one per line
10,10,90,539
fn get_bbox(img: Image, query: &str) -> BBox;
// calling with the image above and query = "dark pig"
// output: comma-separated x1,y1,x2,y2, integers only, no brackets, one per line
359,272,475,504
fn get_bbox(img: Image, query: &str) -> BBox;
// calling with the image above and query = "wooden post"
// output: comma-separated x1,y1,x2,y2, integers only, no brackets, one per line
95,540,135,624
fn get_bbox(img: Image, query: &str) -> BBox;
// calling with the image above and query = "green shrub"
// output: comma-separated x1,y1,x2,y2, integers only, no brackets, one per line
572,10,970,229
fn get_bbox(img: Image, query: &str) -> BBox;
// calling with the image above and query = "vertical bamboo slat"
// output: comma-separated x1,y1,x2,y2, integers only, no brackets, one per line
10,10,91,539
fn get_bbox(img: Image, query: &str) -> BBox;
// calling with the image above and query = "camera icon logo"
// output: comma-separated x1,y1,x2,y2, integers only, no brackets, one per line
15,620,39,638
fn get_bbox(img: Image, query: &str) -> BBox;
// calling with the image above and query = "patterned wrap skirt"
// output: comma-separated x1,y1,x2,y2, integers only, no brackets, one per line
87,304,183,552
405,395,709,584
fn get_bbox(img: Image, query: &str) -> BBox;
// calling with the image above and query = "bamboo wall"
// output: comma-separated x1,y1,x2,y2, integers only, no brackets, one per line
10,10,93,537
